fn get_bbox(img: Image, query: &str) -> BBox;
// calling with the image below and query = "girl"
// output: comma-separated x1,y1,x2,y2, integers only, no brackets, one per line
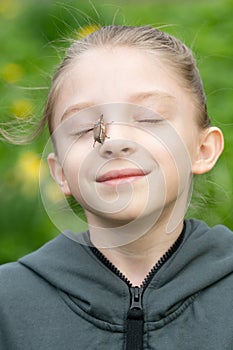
1,25,232,350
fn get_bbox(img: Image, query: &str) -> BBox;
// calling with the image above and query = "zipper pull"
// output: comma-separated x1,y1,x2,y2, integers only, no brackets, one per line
129,286,143,310
126,287,144,350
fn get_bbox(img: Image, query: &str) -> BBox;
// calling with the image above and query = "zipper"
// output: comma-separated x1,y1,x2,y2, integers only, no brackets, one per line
126,286,144,350
90,227,185,349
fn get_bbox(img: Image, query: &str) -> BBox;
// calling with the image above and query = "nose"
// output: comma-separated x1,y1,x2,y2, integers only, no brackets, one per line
98,139,137,159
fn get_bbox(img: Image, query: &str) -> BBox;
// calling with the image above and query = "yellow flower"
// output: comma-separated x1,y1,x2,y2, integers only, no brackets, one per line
1,63,24,83
11,99,34,119
16,151,41,181
15,151,41,196
0,0,21,19
76,24,100,39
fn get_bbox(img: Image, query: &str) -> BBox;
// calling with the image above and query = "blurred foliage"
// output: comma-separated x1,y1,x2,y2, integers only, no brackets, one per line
1,0,233,263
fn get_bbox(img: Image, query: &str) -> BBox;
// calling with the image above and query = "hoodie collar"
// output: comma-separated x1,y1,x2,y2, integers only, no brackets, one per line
19,219,233,325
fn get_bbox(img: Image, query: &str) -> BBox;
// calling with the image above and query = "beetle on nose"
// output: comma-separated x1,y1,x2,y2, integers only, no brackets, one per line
93,114,109,147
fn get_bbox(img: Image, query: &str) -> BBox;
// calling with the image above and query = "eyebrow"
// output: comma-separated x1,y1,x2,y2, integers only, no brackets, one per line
60,90,176,121
61,101,96,122
128,90,176,104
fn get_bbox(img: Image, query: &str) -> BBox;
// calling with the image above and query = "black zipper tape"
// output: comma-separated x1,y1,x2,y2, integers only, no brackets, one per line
126,287,144,350
90,225,185,350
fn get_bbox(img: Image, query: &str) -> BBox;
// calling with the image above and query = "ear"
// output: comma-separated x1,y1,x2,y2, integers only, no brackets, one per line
47,153,72,195
192,127,224,175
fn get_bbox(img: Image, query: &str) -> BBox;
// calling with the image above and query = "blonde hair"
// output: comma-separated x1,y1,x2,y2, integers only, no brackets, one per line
41,25,210,135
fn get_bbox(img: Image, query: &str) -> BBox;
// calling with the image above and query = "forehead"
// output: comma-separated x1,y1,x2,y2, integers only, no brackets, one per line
53,46,195,126
64,46,180,95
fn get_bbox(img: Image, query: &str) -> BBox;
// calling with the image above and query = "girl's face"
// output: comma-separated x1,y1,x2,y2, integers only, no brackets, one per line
49,47,202,229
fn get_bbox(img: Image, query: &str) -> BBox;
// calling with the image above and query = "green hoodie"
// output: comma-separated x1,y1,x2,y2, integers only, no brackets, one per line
1,219,233,349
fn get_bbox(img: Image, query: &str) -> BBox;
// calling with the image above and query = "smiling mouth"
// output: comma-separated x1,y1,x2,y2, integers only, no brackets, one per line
96,168,148,185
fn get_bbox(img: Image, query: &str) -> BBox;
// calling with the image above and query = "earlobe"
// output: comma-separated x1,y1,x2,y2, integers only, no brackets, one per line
47,153,72,195
192,127,224,175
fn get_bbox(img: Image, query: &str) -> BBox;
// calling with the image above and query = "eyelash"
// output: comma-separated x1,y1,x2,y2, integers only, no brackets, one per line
71,118,162,139
73,128,94,137
136,119,163,124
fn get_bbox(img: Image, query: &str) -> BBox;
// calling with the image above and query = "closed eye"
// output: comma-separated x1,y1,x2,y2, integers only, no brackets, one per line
72,127,94,137
137,119,163,123
134,111,164,124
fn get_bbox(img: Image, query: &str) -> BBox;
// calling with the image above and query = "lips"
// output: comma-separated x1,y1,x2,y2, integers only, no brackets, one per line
96,168,148,183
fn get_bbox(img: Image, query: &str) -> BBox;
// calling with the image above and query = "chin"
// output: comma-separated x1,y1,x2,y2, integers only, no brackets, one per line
92,205,161,226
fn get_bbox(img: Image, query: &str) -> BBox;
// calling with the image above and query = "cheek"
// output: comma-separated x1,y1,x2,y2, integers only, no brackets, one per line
141,125,193,196
143,123,192,167
60,141,103,206
170,119,201,164
60,142,90,187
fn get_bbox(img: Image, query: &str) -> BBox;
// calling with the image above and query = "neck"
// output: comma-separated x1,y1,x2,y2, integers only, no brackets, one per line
87,213,184,286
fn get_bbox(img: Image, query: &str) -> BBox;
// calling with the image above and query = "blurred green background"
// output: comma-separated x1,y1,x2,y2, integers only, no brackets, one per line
1,0,233,263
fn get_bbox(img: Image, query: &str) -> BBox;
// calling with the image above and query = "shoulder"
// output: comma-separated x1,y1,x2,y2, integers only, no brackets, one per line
0,261,42,299
0,232,92,302
185,218,233,240
0,262,34,321
0,261,28,285
0,259,61,330
184,219,233,256
183,219,233,278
